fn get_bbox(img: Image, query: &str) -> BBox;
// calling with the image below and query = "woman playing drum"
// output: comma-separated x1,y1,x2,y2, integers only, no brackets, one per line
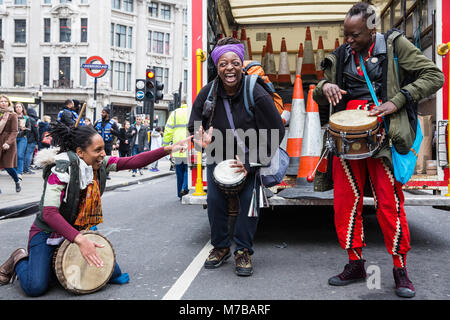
0,121,190,296
188,37,285,276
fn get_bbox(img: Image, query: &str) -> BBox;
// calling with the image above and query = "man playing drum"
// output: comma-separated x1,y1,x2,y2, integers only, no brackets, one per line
0,121,190,296
313,2,444,298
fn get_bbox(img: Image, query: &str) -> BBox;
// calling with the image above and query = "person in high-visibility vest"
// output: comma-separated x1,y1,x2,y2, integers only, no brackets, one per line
162,101,189,199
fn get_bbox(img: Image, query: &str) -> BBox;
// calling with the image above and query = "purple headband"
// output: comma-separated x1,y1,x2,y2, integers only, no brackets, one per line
211,43,245,65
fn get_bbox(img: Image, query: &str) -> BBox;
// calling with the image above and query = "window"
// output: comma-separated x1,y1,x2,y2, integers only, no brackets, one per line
115,24,126,48
163,68,169,93
60,0,71,3
44,18,51,42
123,0,133,12
80,57,87,86
160,4,171,20
164,33,170,55
59,18,71,42
113,61,126,91
44,0,51,4
15,20,26,43
80,0,88,3
81,18,87,42
147,31,152,52
14,0,26,4
0,20,2,40
149,2,158,17
153,31,164,54
184,35,188,58
59,57,71,81
43,57,50,86
110,23,114,46
127,26,132,48
112,0,120,10
127,63,131,91
14,57,25,86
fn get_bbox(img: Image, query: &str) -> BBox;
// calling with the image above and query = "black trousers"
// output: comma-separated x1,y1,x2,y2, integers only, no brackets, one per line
206,163,260,255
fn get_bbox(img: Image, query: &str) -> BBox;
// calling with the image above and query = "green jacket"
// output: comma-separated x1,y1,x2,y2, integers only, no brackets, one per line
313,30,444,167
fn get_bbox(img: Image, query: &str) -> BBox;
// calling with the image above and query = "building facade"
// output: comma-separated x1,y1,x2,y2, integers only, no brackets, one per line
0,0,189,126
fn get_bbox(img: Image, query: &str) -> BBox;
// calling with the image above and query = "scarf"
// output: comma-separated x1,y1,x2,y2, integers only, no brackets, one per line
74,171,103,230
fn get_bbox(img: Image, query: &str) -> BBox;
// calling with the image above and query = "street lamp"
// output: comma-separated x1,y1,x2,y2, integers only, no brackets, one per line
437,42,450,196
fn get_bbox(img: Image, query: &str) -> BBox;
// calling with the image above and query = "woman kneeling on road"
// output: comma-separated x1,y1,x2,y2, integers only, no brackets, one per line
0,121,190,297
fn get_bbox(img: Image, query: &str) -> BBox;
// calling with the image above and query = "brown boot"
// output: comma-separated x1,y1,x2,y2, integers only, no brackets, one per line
0,248,27,285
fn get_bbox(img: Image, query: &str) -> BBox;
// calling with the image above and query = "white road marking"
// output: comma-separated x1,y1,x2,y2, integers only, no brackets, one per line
162,240,213,300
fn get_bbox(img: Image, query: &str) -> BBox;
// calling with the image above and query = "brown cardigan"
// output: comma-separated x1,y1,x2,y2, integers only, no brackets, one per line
0,112,18,168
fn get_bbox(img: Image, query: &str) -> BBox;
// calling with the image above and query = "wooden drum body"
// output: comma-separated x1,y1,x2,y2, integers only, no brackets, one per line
327,110,383,160
53,230,116,294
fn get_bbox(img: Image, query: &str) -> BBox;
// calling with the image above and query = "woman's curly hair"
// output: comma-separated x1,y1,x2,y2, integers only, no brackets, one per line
49,121,98,153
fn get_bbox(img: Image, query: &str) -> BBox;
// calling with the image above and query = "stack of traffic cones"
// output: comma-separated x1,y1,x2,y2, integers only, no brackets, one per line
316,36,325,80
240,28,250,60
277,37,291,88
285,74,306,176
265,33,277,83
296,43,303,75
301,26,317,81
295,84,323,184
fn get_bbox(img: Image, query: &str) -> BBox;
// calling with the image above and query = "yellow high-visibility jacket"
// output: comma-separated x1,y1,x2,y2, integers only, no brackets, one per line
162,104,188,159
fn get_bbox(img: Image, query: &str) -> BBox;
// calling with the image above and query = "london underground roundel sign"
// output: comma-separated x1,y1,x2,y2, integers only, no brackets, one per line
82,56,109,78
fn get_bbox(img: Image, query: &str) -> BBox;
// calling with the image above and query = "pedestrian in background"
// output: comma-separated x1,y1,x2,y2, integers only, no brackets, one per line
84,118,92,127
163,99,189,199
23,108,39,174
0,95,21,193
129,116,149,177
14,102,30,179
38,115,51,150
149,127,162,172
57,99,84,127
94,107,119,179
117,120,132,157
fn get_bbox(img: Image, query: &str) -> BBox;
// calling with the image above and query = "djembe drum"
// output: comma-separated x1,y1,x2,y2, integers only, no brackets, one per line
327,109,384,159
52,230,116,294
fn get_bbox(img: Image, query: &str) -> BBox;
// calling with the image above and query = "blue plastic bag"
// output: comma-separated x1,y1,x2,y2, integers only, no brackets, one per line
391,121,423,185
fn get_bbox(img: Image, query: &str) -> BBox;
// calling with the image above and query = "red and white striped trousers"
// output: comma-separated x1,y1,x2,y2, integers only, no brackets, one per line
332,156,411,267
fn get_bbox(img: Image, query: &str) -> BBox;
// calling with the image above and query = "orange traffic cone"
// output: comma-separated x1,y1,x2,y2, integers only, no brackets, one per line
296,42,303,75
335,38,340,49
316,36,325,80
265,33,277,83
277,37,291,87
296,84,323,183
285,75,306,176
261,45,267,70
247,37,253,60
240,28,250,60
301,26,317,81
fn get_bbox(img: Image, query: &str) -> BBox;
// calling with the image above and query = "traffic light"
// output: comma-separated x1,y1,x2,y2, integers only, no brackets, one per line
135,79,145,101
145,68,155,101
155,81,164,103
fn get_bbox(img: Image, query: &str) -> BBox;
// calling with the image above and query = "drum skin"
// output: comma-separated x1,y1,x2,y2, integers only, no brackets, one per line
213,159,246,195
53,230,116,294
328,110,382,158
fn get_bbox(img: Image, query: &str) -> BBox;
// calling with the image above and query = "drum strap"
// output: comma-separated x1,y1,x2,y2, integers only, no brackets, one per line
222,98,249,154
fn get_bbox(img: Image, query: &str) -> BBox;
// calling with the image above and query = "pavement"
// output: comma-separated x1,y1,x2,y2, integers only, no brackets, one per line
0,158,174,218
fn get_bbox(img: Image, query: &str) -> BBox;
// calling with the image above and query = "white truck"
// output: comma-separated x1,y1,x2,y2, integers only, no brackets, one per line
182,0,450,209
